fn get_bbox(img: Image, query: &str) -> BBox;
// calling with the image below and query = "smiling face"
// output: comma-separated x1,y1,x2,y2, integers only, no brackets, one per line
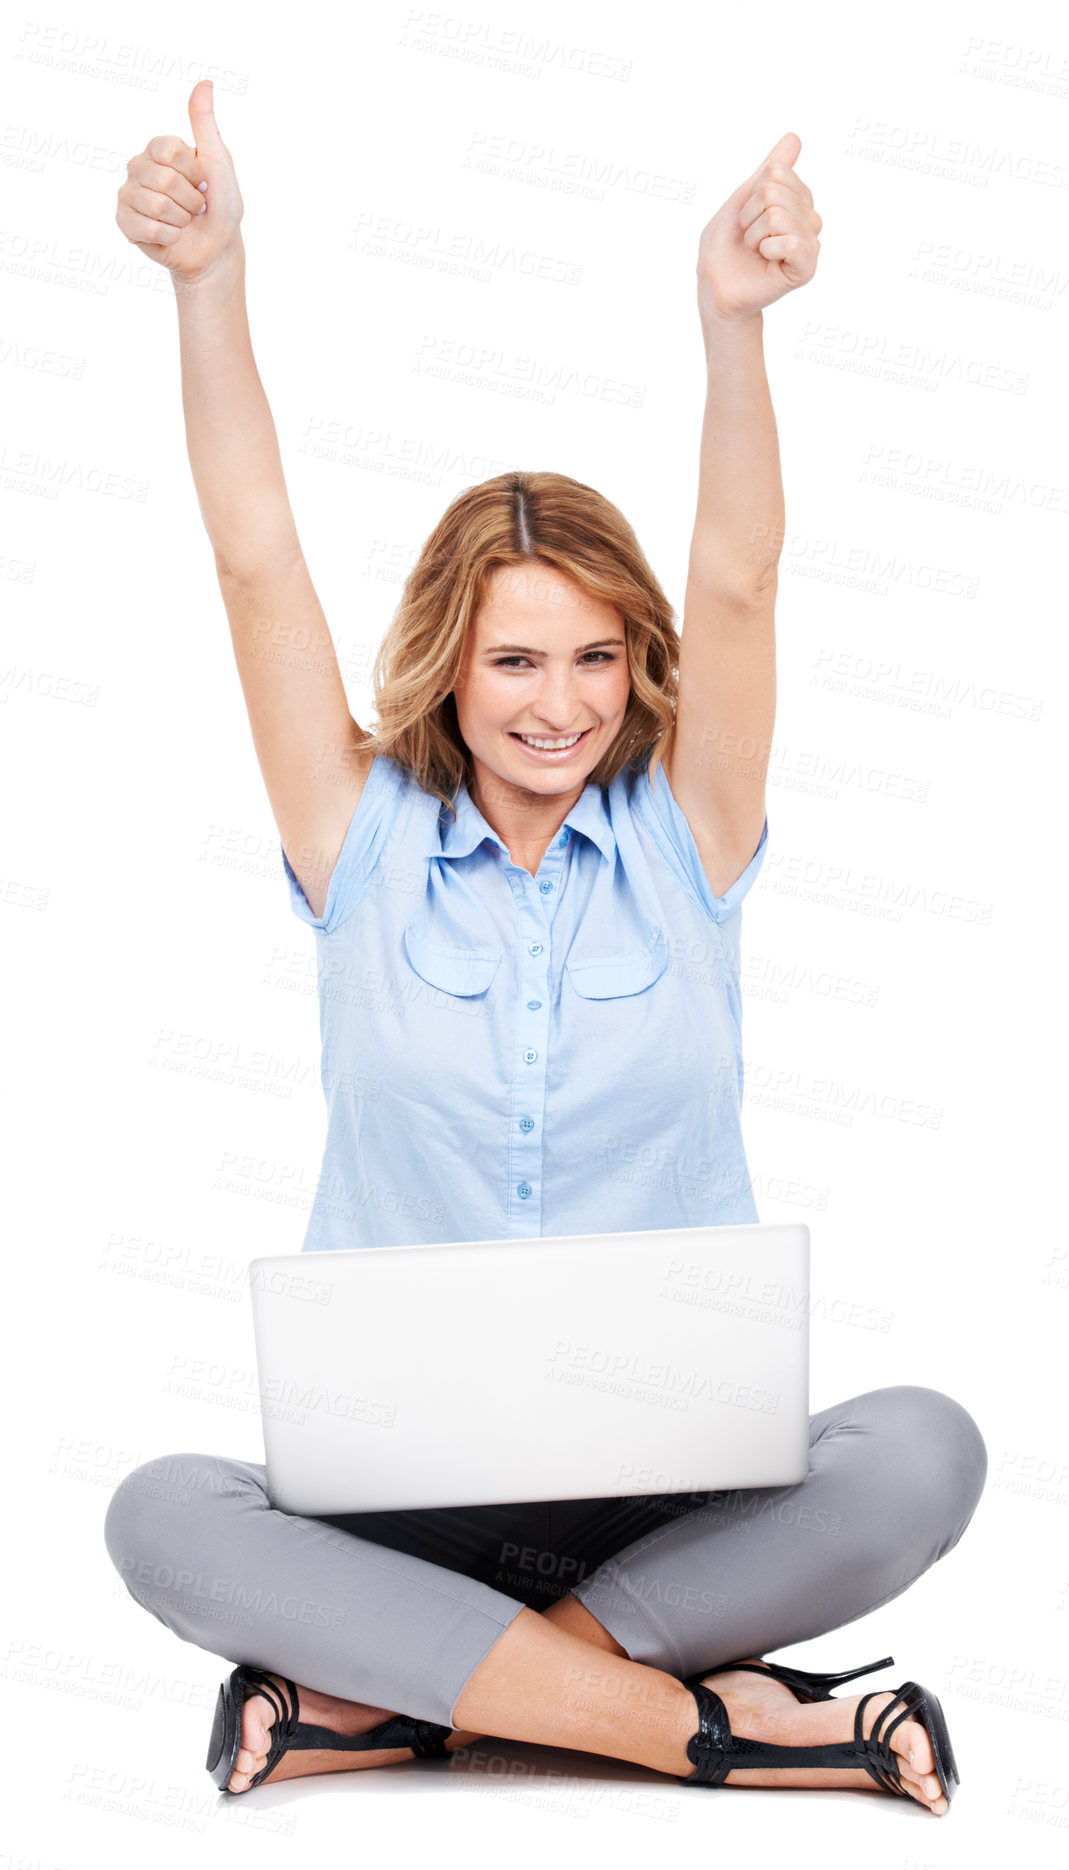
452,562,632,806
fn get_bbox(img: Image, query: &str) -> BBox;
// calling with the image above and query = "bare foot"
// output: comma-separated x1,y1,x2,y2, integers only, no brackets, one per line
227,1674,475,1794
690,1662,949,1814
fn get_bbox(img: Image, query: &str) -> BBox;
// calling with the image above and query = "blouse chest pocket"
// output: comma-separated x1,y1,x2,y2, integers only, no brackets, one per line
402,919,502,997
564,922,668,999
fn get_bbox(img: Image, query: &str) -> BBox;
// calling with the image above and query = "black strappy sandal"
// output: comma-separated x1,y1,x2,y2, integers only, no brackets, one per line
206,1664,453,1793
677,1654,959,1806
713,1652,896,1703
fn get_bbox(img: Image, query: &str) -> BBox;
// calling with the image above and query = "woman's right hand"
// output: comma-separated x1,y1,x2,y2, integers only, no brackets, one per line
115,78,244,284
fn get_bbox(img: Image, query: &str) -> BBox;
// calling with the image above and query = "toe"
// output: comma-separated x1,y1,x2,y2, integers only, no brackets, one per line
243,1691,275,1747
888,1712,945,1809
852,1698,937,1810
891,1714,933,1773
898,1762,944,1809
900,1714,936,1776
225,1685,279,1794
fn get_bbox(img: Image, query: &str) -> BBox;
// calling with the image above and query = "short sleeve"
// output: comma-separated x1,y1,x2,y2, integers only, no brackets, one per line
634,762,768,923
281,753,409,935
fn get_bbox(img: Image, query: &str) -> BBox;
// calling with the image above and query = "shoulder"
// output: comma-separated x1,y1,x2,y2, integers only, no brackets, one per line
283,751,440,935
363,752,446,825
608,756,657,829
620,757,769,925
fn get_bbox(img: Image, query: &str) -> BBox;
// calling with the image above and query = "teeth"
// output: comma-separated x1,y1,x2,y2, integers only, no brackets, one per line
517,732,583,750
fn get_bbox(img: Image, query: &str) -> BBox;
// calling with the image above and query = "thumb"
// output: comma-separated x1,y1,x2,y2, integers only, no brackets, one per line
187,77,224,160
739,130,801,198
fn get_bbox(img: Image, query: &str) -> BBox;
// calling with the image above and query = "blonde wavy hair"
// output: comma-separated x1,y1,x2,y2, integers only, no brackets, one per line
353,470,681,822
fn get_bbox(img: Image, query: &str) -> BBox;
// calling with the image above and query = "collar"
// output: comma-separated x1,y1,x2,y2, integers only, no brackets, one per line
429,775,616,863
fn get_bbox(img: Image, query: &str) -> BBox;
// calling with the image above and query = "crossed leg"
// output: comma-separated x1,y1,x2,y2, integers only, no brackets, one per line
105,1386,987,1811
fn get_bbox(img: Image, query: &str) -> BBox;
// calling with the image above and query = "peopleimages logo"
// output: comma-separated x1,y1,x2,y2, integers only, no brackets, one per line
546,1341,778,1414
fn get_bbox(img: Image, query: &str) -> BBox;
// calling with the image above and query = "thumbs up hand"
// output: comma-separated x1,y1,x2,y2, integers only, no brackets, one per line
696,132,821,326
115,79,245,284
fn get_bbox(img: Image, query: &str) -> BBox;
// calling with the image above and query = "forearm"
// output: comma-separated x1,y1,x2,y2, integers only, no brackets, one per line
173,239,300,577
686,310,784,601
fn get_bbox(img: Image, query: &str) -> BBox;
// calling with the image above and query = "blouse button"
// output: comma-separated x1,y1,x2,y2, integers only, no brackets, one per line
528,942,543,956
526,999,542,1011
558,831,570,846
517,1182,532,1199
519,1117,535,1132
523,1048,538,1064
539,880,553,893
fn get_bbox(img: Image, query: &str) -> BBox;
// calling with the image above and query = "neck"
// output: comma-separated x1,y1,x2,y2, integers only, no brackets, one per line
468,759,588,872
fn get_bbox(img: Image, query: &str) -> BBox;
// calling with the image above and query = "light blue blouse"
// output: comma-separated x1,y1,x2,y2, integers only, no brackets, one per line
281,753,769,1252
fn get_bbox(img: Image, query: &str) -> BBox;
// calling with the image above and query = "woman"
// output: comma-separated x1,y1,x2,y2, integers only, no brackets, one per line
106,85,987,1813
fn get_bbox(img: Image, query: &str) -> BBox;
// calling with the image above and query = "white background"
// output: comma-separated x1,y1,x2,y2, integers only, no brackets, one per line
3,0,1066,1863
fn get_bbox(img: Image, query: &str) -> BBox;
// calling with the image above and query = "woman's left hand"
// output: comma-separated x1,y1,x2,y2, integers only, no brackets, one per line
697,131,821,326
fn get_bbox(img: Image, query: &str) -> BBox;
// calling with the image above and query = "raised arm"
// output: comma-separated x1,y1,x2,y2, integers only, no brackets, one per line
116,80,371,920
663,131,821,899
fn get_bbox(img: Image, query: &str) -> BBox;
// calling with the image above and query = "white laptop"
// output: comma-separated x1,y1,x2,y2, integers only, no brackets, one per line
249,1222,810,1515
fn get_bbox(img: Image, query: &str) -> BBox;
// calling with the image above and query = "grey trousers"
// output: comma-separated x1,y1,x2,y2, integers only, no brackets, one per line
103,1384,987,1730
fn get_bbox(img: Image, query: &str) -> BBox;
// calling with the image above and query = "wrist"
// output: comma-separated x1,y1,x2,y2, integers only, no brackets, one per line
172,239,246,303
699,305,764,363
701,303,763,332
